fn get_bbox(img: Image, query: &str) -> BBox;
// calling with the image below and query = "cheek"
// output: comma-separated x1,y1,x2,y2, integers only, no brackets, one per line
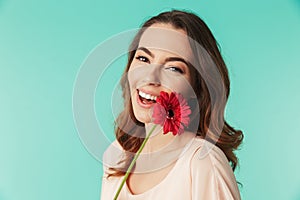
127,70,134,90
127,65,150,89
127,68,139,92
162,76,195,98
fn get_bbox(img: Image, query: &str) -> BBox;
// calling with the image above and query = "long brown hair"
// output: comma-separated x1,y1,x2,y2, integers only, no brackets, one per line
107,9,244,178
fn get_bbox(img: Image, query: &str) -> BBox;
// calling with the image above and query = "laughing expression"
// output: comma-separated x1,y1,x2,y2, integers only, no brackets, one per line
128,23,195,124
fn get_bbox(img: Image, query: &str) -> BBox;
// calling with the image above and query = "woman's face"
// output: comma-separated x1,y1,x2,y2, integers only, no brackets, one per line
128,23,195,124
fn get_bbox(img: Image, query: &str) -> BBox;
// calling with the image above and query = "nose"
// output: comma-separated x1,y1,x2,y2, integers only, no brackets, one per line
144,63,161,86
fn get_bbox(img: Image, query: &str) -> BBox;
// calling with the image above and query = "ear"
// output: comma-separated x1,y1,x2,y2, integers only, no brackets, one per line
187,97,199,111
186,87,197,99
186,97,200,131
190,93,197,99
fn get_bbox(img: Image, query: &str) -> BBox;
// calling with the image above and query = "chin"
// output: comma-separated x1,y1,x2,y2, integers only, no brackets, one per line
134,111,151,124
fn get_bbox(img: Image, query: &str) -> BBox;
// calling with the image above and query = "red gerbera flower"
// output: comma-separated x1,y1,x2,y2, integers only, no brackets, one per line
153,91,191,135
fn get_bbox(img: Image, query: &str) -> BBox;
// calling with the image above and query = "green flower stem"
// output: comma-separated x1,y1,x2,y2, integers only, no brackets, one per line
113,124,158,200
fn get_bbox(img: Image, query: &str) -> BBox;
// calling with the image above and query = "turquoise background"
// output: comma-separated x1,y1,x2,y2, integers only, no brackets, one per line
1,0,300,199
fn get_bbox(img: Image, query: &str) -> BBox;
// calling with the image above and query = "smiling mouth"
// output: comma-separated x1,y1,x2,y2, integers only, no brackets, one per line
137,90,157,104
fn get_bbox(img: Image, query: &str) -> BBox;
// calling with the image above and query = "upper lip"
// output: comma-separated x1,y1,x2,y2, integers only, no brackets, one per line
137,89,160,97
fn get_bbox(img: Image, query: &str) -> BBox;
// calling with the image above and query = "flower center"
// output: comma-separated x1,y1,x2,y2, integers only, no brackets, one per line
167,109,174,119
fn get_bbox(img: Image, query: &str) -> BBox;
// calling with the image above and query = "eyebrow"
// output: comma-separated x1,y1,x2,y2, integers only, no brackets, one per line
137,46,191,67
137,47,154,58
165,57,190,67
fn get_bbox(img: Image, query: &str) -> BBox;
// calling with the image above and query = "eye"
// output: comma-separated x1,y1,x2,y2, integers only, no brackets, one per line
135,55,149,63
166,66,184,74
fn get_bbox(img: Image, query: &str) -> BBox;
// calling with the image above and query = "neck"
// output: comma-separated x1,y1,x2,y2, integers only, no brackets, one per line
141,123,177,153
134,123,196,173
141,122,195,153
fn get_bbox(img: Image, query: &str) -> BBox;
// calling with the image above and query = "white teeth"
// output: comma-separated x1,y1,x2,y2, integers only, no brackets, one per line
138,90,157,101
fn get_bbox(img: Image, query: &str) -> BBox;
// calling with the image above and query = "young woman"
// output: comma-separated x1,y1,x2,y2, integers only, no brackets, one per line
101,9,244,200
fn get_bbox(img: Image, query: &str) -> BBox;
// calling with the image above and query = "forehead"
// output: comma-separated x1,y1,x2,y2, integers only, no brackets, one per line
138,24,193,62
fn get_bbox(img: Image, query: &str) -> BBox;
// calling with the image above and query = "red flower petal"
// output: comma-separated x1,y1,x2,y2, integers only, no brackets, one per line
152,91,191,135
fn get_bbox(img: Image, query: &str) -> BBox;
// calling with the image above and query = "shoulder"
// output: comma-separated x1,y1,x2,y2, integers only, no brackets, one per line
189,137,230,169
189,137,234,178
102,139,125,176
188,137,241,199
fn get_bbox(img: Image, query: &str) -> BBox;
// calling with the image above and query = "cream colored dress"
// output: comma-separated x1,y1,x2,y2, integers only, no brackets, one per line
101,136,241,200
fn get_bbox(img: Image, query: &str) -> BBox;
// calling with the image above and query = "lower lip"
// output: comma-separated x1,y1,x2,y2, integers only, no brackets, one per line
136,90,155,109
